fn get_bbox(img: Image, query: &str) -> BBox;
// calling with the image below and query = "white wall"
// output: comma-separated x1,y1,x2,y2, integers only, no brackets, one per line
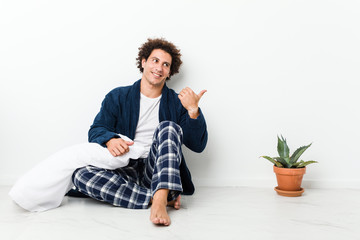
1,0,359,189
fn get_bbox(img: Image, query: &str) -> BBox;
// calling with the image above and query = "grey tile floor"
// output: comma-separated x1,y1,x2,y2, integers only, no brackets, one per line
1,185,359,240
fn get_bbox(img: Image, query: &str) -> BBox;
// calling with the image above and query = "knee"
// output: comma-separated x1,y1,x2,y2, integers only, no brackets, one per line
72,166,93,184
157,121,182,134
155,121,183,141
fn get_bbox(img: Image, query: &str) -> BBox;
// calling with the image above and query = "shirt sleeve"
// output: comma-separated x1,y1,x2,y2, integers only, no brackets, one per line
180,107,208,153
88,92,121,147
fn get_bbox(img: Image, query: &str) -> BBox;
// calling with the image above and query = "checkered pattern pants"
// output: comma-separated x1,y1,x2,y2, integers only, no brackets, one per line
72,121,183,209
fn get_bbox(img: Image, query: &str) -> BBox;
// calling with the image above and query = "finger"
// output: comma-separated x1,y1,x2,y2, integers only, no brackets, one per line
178,95,181,101
180,87,188,95
109,149,117,157
183,87,193,95
126,141,134,146
119,142,130,153
198,89,207,98
112,147,121,156
117,141,130,155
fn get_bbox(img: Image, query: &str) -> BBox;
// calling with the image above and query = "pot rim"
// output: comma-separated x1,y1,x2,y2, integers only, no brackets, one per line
273,165,306,175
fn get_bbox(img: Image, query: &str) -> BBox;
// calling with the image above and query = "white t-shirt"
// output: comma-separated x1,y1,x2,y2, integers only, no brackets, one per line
133,93,161,158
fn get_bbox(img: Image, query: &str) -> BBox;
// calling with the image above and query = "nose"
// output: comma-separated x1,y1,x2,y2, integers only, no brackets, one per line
155,67,162,73
154,64,163,73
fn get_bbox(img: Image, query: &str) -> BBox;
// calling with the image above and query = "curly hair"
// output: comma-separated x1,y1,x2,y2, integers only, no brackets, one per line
136,38,182,80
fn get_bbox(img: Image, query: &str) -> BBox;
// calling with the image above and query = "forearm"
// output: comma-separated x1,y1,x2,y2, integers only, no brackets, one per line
89,91,121,146
88,126,120,147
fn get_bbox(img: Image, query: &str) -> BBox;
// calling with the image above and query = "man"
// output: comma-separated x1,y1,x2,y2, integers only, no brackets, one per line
71,38,208,226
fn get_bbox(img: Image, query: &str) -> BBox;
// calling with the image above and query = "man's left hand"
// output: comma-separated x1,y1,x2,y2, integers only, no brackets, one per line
178,87,207,119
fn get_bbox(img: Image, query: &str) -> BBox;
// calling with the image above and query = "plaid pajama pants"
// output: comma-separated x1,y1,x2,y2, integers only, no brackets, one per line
72,121,183,209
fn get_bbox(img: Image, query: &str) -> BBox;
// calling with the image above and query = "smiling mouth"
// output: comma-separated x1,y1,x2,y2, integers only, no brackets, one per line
152,72,162,78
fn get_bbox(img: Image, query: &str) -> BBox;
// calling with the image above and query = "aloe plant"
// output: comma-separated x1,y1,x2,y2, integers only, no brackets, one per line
261,135,318,168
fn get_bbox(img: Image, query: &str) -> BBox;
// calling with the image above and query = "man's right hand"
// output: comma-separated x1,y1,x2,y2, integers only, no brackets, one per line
106,138,134,157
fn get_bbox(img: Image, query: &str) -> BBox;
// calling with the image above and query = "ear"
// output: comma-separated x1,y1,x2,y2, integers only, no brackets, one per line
141,58,146,68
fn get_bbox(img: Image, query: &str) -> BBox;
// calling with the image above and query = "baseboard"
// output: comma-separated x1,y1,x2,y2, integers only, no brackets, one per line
192,177,360,189
0,175,18,187
1,175,359,189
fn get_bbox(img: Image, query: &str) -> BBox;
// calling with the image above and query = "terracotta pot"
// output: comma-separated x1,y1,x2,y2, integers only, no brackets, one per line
273,165,306,191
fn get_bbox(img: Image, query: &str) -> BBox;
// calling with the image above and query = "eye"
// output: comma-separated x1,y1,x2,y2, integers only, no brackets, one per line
163,63,170,67
152,59,158,63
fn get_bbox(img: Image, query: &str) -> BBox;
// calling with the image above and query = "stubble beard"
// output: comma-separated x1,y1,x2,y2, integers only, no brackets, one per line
146,74,166,89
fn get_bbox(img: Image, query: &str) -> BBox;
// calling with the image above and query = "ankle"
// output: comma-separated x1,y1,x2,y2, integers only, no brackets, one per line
153,189,169,204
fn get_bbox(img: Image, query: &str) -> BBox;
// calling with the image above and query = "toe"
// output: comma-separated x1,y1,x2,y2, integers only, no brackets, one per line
151,217,160,224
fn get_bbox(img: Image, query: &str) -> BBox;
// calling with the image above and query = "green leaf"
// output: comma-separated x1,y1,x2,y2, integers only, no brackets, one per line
292,161,302,167
260,156,283,167
284,157,291,167
274,157,287,167
290,143,312,165
296,160,318,168
277,135,290,159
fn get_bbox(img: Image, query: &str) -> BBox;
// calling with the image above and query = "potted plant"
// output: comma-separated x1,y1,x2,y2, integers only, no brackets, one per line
260,135,317,197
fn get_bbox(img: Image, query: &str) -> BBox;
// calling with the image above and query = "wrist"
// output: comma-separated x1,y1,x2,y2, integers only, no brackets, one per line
188,107,199,119
106,138,116,147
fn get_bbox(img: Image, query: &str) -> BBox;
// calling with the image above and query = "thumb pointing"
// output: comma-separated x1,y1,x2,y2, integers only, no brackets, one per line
198,89,207,99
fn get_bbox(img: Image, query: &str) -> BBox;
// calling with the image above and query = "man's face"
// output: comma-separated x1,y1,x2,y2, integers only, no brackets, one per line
142,49,172,88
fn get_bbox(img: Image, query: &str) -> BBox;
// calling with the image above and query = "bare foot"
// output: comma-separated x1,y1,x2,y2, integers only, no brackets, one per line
150,189,171,226
167,195,181,210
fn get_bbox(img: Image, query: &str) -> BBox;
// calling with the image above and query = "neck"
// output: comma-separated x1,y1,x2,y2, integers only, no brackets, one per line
140,79,164,98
